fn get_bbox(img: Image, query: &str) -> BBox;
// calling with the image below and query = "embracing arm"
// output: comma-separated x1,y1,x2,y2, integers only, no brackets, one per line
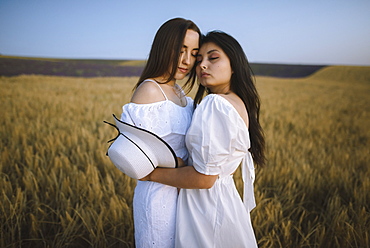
142,95,236,189
142,166,218,189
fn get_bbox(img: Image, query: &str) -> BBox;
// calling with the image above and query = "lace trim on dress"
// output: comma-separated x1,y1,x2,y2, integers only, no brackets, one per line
121,97,193,137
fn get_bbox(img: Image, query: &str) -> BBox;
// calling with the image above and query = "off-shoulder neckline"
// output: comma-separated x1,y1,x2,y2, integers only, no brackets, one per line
204,94,249,131
128,96,192,108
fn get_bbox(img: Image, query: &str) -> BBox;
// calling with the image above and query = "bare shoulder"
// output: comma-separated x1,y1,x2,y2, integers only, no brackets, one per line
130,80,166,104
218,93,249,128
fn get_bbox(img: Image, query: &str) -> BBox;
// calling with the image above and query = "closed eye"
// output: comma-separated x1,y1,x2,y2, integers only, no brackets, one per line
196,55,202,64
191,49,199,57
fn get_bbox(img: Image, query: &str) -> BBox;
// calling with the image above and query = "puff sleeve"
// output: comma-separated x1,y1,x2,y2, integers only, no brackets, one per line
185,94,248,176
185,94,256,211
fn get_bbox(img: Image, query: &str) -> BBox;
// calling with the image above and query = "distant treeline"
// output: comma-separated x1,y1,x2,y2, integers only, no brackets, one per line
0,57,326,78
250,63,326,78
0,57,143,77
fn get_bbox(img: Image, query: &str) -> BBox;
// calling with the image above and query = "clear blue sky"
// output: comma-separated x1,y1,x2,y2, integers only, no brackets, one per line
1,0,369,65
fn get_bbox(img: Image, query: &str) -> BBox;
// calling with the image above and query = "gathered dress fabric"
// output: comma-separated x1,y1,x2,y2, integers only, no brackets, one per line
176,94,257,248
120,80,193,248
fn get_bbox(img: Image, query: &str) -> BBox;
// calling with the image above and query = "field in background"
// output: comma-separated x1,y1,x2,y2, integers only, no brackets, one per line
0,55,325,78
0,66,369,247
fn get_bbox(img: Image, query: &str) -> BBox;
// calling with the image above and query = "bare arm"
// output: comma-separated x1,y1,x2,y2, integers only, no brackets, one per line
142,166,218,189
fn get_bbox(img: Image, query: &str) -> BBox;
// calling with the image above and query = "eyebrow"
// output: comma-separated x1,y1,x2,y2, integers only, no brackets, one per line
183,45,199,50
197,49,220,57
207,49,219,54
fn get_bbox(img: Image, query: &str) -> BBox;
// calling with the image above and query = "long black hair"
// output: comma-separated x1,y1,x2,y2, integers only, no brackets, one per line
134,18,201,90
190,31,266,167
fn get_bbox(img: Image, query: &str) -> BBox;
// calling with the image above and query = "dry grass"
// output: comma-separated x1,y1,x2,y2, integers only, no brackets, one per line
249,66,370,248
0,66,369,247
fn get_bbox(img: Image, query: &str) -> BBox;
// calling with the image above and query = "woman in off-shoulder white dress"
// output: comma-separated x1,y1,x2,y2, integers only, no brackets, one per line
142,31,266,247
121,80,193,247
119,18,200,248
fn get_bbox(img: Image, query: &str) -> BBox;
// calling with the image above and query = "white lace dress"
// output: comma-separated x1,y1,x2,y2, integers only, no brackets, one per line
176,94,258,248
120,80,193,248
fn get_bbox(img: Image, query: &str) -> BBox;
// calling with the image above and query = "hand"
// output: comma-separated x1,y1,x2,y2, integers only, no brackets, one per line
177,157,186,168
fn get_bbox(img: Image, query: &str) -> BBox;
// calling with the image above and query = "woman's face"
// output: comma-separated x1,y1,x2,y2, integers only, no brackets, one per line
174,29,199,80
196,42,233,94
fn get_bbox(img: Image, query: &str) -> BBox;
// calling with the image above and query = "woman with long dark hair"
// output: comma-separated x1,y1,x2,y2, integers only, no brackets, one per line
120,18,200,247
142,31,265,247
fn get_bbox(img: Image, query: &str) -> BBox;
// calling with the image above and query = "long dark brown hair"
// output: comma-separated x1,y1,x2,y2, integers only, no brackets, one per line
134,18,201,90
188,31,266,167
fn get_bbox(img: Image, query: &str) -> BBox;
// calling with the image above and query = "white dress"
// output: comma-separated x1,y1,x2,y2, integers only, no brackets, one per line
176,94,257,248
120,79,193,248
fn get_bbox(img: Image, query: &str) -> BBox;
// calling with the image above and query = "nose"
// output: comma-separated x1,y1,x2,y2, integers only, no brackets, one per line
199,61,207,70
181,51,191,65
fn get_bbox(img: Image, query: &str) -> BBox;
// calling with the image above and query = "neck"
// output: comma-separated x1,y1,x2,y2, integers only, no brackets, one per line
208,85,231,95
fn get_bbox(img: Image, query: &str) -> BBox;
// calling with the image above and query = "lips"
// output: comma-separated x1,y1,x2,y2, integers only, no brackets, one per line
201,72,210,77
178,67,188,73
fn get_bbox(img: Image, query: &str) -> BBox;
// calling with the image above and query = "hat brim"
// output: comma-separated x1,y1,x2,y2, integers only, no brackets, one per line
106,114,178,179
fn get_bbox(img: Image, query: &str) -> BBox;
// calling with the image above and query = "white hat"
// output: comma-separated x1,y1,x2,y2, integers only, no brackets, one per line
105,114,178,179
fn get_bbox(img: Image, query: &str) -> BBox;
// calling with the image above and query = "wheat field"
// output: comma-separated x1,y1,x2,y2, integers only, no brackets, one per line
0,66,369,247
